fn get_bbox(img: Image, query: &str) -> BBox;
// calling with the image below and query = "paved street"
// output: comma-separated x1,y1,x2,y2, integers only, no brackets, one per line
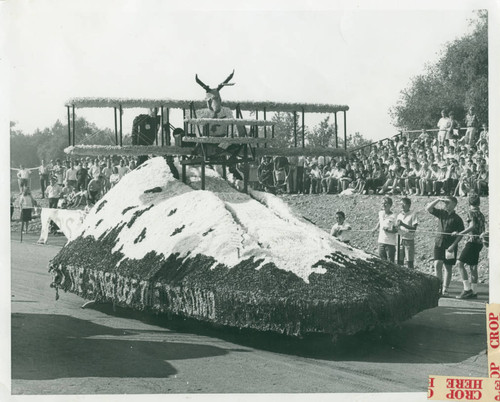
10,233,489,395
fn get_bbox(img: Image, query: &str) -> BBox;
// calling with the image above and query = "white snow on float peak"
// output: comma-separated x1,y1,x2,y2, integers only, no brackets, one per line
77,157,371,283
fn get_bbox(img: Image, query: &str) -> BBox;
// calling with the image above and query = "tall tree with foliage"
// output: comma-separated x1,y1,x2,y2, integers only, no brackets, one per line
270,111,297,147
306,116,336,147
10,117,119,168
390,11,488,130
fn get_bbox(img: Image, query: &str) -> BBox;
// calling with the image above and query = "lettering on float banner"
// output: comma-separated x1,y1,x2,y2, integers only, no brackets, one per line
427,304,500,401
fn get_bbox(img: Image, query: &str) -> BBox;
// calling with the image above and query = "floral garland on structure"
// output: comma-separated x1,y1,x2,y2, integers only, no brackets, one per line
64,145,193,156
65,97,349,114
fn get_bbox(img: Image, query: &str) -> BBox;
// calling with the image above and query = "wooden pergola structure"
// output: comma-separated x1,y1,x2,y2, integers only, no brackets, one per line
64,97,350,192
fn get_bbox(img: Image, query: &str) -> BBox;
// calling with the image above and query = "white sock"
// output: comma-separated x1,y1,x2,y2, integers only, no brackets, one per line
463,280,471,291
471,283,478,293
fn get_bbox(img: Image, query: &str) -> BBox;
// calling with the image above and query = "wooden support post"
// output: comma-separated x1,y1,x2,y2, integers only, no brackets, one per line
72,105,75,146
182,156,186,183
201,160,206,190
293,111,297,147
263,108,267,148
301,108,305,148
166,108,171,145
160,106,164,146
183,109,187,134
334,112,338,148
155,109,158,146
272,124,275,139
119,105,123,147
67,106,71,146
343,110,347,150
243,145,249,193
222,164,226,179
114,107,118,145
255,110,259,141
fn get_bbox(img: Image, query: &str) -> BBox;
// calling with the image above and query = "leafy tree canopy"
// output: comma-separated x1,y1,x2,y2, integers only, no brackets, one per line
390,11,488,130
10,118,120,168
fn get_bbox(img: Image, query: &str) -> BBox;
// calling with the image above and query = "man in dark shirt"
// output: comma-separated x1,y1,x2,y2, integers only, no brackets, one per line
132,107,160,166
426,196,465,297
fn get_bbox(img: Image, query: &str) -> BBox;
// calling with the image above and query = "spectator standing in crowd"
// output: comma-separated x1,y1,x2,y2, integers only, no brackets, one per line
396,197,418,268
296,155,305,194
87,175,104,205
38,160,50,198
446,112,460,146
10,194,15,221
18,187,37,233
372,196,398,262
437,109,451,146
16,164,32,192
89,158,101,179
109,166,120,188
45,177,63,208
287,155,298,194
309,164,322,194
462,106,479,147
426,196,464,296
64,161,78,189
52,159,65,186
117,159,131,180
101,159,113,193
76,161,89,191
455,193,486,299
258,157,274,191
330,211,352,244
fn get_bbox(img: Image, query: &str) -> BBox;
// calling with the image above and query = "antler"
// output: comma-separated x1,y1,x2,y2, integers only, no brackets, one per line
195,74,210,92
217,70,235,91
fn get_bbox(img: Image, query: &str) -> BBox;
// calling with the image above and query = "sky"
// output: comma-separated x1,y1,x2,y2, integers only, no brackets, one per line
3,0,486,142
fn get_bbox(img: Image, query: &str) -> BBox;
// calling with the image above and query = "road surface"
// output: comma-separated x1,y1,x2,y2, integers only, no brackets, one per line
10,232,489,395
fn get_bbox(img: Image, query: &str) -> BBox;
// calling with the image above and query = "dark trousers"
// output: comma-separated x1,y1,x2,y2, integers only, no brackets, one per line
77,180,87,192
40,175,49,198
49,198,59,208
296,167,304,193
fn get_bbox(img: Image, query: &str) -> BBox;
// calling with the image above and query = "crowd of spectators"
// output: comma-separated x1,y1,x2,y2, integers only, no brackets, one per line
13,155,138,220
254,120,488,198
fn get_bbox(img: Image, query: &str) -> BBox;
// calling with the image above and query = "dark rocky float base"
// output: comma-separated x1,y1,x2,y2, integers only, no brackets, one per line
49,225,440,337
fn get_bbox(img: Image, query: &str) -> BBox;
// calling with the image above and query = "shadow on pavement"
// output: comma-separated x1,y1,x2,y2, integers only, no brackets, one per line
90,302,486,364
11,313,228,380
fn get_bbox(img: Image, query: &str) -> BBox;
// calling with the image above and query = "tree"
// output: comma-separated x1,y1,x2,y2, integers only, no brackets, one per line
390,11,488,130
10,122,39,168
10,117,119,167
270,111,297,148
306,116,336,147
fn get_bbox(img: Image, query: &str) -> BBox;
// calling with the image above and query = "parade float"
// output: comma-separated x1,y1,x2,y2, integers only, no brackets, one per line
48,72,441,337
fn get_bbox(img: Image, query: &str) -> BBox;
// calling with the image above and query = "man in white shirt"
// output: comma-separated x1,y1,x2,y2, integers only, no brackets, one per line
45,177,63,208
64,161,78,189
437,109,451,146
396,197,419,268
330,211,352,244
117,159,131,179
16,165,32,192
372,196,398,262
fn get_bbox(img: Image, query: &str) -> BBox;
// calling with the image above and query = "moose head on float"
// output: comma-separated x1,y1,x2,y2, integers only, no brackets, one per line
195,70,235,117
